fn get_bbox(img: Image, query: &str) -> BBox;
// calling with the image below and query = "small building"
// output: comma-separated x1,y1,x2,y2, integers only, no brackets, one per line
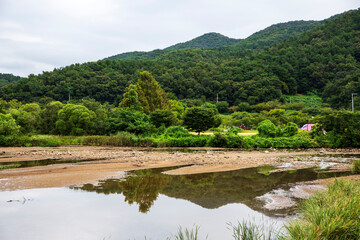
300,124,314,131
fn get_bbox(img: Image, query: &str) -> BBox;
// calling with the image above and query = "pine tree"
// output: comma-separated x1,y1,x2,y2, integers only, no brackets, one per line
135,71,171,114
119,84,143,112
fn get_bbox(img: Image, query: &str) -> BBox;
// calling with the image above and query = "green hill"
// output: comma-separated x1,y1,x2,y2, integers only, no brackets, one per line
230,20,322,50
1,9,359,109
107,21,321,61
165,32,240,50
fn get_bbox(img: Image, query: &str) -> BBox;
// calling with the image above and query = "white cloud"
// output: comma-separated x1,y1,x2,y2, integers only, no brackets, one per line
0,0,358,77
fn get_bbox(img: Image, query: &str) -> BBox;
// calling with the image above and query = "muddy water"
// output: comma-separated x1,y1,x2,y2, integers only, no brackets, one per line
0,164,354,240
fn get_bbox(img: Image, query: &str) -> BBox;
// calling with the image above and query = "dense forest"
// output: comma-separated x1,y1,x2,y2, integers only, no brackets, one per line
0,73,21,87
0,9,359,110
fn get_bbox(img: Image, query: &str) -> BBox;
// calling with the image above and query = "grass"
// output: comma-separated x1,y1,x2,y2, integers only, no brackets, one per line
283,179,360,240
167,225,202,240
228,220,280,240
351,159,360,173
283,94,322,108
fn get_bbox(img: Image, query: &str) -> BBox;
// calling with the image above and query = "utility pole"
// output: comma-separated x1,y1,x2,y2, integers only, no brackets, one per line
352,93,357,112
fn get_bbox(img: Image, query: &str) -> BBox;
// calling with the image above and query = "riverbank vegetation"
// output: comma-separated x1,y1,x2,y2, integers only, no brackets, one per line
0,91,358,148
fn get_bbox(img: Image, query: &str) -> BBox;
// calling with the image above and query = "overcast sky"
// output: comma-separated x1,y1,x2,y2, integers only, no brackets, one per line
0,0,359,77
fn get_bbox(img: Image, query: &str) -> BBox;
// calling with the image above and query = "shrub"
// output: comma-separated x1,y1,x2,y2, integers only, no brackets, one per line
257,120,277,138
208,133,228,147
282,122,298,137
164,126,191,138
352,159,360,174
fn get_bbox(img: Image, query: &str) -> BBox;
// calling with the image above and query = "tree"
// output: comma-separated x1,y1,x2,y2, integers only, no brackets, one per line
183,107,219,134
150,110,175,128
135,71,171,114
106,109,154,135
38,101,64,134
119,84,143,111
0,113,20,136
215,101,229,113
55,104,96,135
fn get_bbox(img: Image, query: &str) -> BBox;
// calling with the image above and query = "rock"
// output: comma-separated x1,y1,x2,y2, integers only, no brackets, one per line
265,151,269,154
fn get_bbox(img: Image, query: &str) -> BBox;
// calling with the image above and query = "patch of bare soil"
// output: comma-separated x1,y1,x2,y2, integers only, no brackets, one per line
0,146,359,191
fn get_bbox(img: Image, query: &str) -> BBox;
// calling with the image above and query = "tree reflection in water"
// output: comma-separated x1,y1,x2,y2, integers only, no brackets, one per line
73,166,351,215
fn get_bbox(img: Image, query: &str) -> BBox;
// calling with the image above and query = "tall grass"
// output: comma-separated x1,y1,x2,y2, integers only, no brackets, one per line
284,179,360,240
167,225,202,240
228,220,280,240
352,159,360,173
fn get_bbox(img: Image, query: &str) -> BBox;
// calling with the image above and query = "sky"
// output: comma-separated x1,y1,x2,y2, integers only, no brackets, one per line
0,0,359,77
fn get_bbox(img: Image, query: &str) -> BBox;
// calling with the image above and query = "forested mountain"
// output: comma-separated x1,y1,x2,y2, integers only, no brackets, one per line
165,32,240,50
0,73,21,87
229,20,322,51
107,21,321,61
1,9,359,109
107,32,240,60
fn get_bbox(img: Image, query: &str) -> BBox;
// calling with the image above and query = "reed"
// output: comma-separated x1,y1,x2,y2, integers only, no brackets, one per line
284,179,360,240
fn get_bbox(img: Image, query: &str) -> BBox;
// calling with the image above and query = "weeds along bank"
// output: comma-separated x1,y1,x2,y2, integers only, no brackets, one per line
0,127,315,148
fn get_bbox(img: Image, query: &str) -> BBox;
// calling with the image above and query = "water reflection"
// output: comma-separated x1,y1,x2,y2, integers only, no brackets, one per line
73,166,351,216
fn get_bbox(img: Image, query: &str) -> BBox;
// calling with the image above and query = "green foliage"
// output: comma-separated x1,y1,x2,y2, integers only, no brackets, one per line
135,71,171,114
55,104,96,136
215,101,229,113
38,101,64,134
161,136,209,147
106,109,155,135
150,109,175,128
284,180,360,240
9,106,39,134
257,120,277,138
183,107,219,134
163,126,191,138
228,220,277,240
0,73,21,87
313,110,360,147
351,159,360,174
170,99,186,119
167,225,200,240
0,113,20,140
282,122,298,137
119,84,143,111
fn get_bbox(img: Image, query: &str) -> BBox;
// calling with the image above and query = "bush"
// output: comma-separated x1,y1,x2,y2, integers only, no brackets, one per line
352,159,360,173
163,126,191,138
257,120,277,138
162,136,209,147
282,122,298,137
208,133,228,147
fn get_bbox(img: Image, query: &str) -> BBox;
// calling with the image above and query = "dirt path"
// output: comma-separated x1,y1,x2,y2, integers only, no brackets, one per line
0,146,359,191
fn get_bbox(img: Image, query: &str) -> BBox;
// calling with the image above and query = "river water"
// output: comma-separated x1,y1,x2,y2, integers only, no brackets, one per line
0,166,353,240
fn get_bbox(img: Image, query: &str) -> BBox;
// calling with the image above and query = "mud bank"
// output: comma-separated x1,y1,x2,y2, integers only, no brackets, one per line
0,146,359,191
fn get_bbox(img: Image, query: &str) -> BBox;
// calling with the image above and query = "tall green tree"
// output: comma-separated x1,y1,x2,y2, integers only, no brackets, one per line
183,107,220,134
119,84,143,111
38,101,64,134
55,104,96,136
135,71,171,114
